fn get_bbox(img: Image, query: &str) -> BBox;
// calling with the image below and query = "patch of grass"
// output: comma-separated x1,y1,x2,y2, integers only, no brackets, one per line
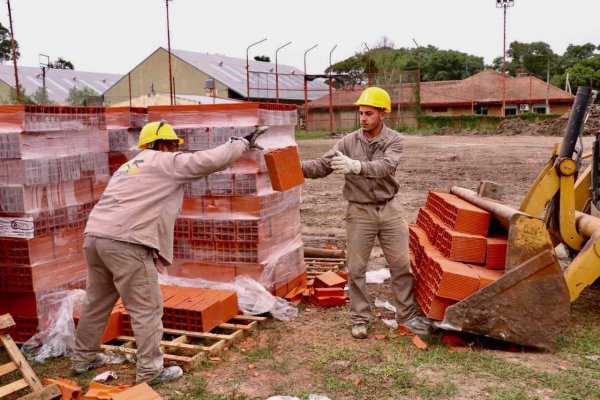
486,386,538,400
417,378,458,399
556,325,600,356
169,376,212,400
295,130,332,140
242,336,276,363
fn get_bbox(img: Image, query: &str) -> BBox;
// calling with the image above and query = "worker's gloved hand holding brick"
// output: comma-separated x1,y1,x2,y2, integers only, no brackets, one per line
331,151,361,174
243,126,269,150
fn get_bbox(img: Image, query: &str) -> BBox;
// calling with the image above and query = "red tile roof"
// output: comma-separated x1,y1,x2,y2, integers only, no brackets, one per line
308,70,574,109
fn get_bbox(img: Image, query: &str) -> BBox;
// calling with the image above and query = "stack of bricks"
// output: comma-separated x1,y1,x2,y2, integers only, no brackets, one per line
148,103,306,296
74,285,239,340
0,105,110,341
105,107,148,174
409,191,507,321
307,271,348,307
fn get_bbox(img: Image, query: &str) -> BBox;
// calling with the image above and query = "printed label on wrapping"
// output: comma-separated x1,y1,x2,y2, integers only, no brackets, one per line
0,217,34,238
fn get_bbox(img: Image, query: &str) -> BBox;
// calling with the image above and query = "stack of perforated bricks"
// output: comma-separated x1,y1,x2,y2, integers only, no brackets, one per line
105,107,148,174
74,284,239,341
0,105,110,341
409,191,507,321
148,103,306,297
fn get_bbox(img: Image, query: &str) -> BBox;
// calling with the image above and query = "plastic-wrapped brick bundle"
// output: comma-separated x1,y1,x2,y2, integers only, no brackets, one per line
105,107,148,175
148,103,306,296
0,105,110,341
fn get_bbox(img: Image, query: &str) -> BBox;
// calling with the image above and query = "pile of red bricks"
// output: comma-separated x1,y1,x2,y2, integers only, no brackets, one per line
0,103,307,342
150,103,306,297
74,285,239,342
285,271,348,307
410,191,507,321
0,105,110,341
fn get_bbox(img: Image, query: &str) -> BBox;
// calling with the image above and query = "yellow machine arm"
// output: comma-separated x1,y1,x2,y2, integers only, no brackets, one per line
519,86,600,301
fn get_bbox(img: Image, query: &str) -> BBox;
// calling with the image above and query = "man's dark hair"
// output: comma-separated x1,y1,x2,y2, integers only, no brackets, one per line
149,139,178,150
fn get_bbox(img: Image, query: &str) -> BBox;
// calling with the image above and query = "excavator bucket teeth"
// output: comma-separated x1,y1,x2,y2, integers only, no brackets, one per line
439,250,570,350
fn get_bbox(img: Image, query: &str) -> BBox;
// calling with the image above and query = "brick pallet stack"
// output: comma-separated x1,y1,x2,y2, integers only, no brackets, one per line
0,105,110,341
148,103,306,297
409,191,507,321
105,107,148,174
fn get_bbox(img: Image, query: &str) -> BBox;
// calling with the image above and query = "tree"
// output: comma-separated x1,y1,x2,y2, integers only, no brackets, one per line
65,86,99,106
0,22,19,63
421,50,484,81
254,55,270,62
505,41,557,78
0,87,33,104
329,54,368,85
31,87,54,104
373,36,395,50
48,57,74,70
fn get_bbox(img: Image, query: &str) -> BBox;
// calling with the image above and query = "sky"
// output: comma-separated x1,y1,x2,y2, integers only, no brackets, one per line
5,0,599,76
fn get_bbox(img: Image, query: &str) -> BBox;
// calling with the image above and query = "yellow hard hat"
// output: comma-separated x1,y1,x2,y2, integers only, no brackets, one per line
138,120,184,149
354,87,391,112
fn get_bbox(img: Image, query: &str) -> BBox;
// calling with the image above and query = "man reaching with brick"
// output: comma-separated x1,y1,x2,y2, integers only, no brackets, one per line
301,87,432,339
71,121,265,383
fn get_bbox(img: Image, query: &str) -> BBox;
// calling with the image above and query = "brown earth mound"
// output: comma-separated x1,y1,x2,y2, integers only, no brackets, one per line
433,105,600,136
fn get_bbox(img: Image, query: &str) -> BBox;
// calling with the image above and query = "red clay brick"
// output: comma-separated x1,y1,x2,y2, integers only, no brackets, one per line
111,382,163,399
314,271,347,288
42,377,82,400
264,146,305,192
485,236,508,269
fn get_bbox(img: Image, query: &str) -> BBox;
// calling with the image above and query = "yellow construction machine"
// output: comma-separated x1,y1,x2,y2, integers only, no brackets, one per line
439,86,600,349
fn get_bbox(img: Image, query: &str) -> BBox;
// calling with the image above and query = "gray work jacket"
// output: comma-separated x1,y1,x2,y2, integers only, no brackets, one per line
85,140,247,266
302,125,404,204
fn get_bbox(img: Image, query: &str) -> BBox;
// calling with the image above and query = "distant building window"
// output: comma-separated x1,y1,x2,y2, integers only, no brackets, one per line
533,106,547,114
431,106,448,113
505,106,517,116
474,105,488,115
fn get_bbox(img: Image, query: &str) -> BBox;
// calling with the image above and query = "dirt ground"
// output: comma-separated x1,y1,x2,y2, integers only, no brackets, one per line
192,134,599,399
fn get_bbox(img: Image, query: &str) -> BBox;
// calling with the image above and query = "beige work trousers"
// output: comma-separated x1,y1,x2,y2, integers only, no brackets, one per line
72,236,164,382
346,196,416,324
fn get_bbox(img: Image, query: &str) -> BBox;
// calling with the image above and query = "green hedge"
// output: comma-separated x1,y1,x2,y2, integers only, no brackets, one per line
417,113,561,130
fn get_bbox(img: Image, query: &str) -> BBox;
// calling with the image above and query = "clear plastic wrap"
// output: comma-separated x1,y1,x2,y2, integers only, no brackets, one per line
147,103,297,128
21,289,85,362
158,273,298,321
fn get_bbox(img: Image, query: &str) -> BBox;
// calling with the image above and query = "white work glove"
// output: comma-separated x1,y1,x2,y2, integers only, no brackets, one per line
330,151,361,174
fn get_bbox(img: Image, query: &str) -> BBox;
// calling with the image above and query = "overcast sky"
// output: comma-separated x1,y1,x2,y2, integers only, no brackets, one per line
5,0,599,76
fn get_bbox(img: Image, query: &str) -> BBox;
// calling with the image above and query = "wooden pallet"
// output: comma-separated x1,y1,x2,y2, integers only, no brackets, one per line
305,257,346,280
0,314,61,400
101,315,265,371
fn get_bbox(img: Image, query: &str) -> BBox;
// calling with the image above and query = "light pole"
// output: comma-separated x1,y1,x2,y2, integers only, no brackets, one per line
303,44,318,131
165,0,174,105
275,41,292,103
363,42,371,86
329,44,337,134
39,54,49,103
496,0,514,116
6,0,20,104
246,38,267,101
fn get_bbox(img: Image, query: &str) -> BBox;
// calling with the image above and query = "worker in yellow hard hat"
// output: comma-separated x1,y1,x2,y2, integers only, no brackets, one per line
71,120,267,383
301,86,432,339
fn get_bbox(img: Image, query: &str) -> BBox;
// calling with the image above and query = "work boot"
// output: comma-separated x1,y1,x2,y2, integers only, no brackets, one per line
146,366,183,385
351,322,368,339
398,315,432,336
71,352,111,374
